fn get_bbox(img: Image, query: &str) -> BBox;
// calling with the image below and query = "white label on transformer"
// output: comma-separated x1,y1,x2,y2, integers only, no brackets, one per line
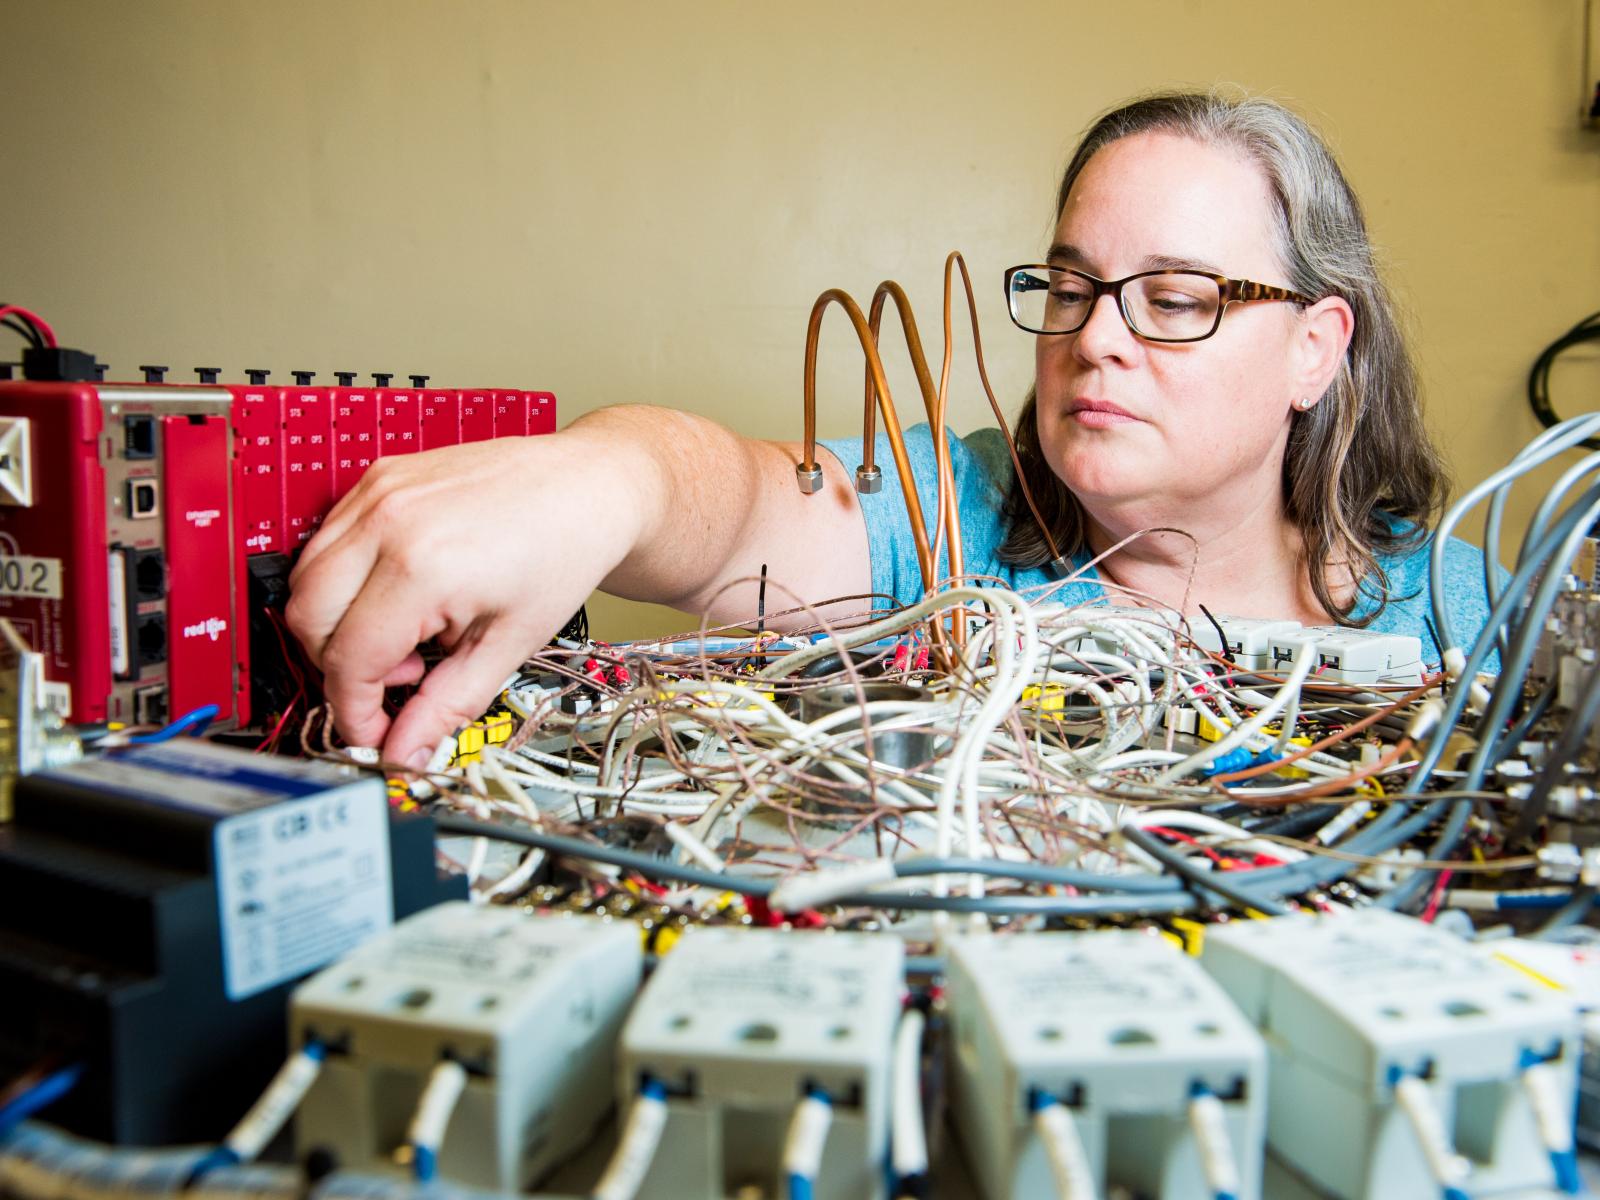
214,789,394,1001
108,552,128,676
0,554,63,600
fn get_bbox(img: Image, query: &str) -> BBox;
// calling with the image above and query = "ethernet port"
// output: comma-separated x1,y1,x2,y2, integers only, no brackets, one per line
134,685,168,726
126,477,160,519
124,414,157,459
135,612,167,667
132,549,165,601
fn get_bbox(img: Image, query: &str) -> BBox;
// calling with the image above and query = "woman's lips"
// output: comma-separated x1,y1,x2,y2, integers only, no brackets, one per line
1067,398,1141,427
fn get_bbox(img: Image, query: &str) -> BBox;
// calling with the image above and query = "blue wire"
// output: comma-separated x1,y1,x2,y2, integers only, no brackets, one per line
1550,1147,1582,1195
185,1146,242,1184
787,1172,814,1200
1443,1188,1472,1200
412,1145,437,1183
127,703,219,744
0,1064,84,1138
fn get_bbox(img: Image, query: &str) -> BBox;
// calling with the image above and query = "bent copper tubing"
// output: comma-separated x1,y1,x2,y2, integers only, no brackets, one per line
801,288,936,592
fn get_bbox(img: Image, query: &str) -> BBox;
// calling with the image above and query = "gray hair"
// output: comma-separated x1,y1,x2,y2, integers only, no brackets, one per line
1000,90,1448,624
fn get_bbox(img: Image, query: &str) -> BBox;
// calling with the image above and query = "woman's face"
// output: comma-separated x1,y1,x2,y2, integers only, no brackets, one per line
1034,132,1314,518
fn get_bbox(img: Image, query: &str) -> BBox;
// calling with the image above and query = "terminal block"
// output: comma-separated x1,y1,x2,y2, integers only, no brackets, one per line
1267,626,1425,685
1201,909,1580,1199
617,927,902,1200
945,930,1267,1200
291,903,641,1192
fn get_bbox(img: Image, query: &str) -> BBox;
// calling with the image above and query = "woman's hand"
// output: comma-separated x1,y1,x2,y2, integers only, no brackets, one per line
286,424,652,767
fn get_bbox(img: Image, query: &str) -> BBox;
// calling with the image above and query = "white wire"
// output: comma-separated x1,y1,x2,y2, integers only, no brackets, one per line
1033,1099,1097,1200
891,1008,929,1181
405,1060,469,1176
591,1085,670,1200
220,1044,325,1162
781,1093,833,1184
1393,1074,1470,1190
1187,1090,1242,1199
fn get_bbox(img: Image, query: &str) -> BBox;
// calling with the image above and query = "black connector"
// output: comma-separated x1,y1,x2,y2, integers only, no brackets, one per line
291,371,315,386
194,367,220,384
135,613,167,668
372,373,393,387
409,374,430,388
333,372,357,386
245,369,271,386
140,365,169,384
124,415,157,460
22,345,100,382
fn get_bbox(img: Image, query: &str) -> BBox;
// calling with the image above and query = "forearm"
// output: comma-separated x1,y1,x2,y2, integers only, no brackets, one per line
568,404,868,621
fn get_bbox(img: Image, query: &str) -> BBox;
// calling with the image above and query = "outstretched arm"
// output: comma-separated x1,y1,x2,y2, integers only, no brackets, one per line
284,404,868,768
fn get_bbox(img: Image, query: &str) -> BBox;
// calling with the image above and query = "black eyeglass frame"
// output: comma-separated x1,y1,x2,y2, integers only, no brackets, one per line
1004,264,1318,344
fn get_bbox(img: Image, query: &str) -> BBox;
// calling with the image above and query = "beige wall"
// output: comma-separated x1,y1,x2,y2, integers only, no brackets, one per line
6,0,1598,638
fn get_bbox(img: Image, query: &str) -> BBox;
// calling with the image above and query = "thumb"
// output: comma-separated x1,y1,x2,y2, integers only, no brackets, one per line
382,627,527,770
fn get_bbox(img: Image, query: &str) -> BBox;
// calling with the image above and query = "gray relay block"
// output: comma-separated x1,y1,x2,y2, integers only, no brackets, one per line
1202,909,1579,1200
618,927,903,1200
945,929,1267,1200
290,903,641,1191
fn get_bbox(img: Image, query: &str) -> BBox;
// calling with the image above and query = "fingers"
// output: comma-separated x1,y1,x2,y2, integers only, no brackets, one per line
382,624,530,769
284,534,381,670
316,559,446,751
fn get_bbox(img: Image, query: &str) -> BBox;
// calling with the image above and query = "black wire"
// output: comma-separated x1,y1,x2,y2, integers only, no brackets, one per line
1120,823,1291,916
1196,602,1232,663
1528,309,1600,451
1,315,41,350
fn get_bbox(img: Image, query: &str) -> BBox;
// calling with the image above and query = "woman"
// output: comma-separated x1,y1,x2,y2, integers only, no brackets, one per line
286,90,1496,770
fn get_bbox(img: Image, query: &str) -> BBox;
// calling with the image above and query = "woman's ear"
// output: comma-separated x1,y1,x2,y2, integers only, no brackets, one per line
1293,295,1355,406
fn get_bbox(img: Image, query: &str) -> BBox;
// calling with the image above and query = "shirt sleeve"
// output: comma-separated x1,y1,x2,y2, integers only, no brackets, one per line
817,423,1014,611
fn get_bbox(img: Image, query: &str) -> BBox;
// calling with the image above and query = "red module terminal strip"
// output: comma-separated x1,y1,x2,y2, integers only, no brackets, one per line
0,366,556,735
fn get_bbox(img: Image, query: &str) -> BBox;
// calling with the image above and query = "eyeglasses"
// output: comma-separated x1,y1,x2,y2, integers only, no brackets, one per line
1004,264,1316,344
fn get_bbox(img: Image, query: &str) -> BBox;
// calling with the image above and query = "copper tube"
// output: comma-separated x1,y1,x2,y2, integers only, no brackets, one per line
945,252,1065,568
802,288,936,591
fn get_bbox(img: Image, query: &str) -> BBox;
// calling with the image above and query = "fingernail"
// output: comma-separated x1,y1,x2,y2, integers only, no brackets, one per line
404,747,430,771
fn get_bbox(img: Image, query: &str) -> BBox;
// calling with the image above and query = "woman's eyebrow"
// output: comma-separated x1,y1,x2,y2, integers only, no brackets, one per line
1046,242,1091,268
1140,252,1227,275
1046,244,1228,276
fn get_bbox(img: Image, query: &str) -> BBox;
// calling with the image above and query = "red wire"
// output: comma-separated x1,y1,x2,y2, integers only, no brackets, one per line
1420,868,1453,924
0,305,59,348
256,693,302,753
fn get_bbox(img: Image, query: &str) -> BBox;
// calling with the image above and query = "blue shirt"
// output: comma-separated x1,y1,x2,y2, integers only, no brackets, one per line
819,423,1500,665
